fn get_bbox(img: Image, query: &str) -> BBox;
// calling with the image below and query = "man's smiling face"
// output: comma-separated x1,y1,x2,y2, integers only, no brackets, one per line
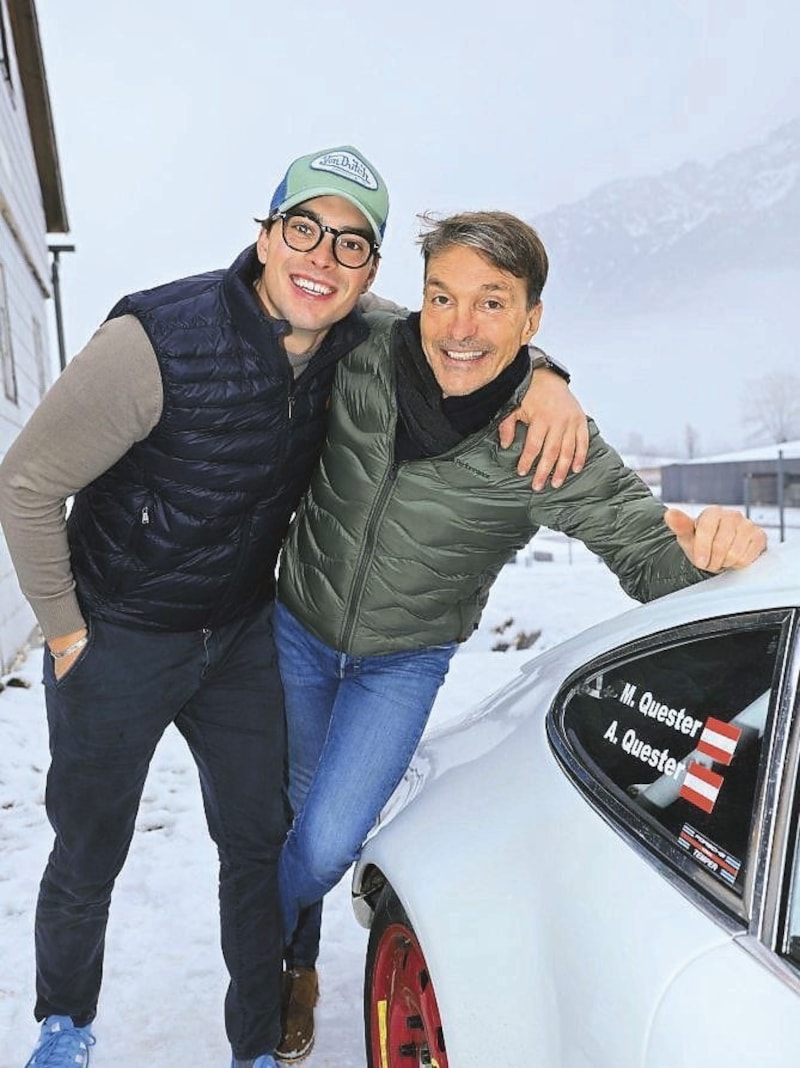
420,244,541,396
256,194,378,355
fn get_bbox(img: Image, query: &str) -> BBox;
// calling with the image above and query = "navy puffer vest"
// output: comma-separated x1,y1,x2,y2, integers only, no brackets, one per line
67,244,368,631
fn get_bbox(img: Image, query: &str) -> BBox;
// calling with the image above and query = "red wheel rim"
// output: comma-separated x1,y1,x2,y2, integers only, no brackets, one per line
369,919,449,1068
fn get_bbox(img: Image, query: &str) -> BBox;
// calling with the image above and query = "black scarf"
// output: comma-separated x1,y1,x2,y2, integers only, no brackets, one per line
393,313,529,461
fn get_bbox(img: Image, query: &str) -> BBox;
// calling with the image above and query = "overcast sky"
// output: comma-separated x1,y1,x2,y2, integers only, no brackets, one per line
35,1,799,386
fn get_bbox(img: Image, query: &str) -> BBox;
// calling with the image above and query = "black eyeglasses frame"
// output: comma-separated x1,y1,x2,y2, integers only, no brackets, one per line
270,209,379,270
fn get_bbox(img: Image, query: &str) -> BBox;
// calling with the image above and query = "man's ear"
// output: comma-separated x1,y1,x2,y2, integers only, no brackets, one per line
255,225,272,265
523,301,543,343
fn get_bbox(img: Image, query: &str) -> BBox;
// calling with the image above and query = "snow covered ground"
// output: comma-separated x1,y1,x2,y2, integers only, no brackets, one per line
1,515,795,1066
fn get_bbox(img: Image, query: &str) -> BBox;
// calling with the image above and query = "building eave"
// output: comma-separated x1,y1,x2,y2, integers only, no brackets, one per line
7,0,68,233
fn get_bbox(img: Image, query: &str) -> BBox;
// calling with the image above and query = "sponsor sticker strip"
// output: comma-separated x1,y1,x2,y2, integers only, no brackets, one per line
679,823,742,886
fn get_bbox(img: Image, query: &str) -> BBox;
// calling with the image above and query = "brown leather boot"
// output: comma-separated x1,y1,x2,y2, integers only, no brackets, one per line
276,966,319,1063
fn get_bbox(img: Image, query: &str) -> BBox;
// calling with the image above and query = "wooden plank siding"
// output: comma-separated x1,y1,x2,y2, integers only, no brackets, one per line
0,0,68,670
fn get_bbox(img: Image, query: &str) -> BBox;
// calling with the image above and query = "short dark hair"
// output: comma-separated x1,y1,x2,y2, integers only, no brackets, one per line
417,211,548,309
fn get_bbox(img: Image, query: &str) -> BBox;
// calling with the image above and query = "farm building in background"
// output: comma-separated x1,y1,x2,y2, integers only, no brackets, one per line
0,0,69,671
661,441,800,507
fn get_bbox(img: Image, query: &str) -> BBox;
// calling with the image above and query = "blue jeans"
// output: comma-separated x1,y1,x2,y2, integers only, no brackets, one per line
273,601,456,967
37,604,287,1061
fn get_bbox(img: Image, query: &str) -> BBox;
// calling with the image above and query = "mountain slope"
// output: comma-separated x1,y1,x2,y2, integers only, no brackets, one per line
535,117,800,312
530,119,800,454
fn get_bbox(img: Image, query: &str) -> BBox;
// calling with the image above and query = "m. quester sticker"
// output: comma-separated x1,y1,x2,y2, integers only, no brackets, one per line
602,680,705,782
600,679,743,809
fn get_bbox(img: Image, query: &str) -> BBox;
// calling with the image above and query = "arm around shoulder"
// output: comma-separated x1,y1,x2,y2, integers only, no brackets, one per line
498,347,589,491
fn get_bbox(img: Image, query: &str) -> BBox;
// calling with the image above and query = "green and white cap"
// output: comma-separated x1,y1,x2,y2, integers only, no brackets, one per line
268,145,389,246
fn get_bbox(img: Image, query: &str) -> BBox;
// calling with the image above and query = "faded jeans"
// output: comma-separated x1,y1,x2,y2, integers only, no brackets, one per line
273,600,456,966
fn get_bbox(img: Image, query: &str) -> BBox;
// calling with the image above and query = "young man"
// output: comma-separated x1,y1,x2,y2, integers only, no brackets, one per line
273,210,767,1062
0,149,584,1068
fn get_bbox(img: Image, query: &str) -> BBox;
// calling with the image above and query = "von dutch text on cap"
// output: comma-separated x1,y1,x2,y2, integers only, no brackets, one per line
310,150,379,190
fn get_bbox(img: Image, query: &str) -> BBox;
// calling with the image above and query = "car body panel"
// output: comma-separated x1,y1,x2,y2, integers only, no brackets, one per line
358,704,734,1065
647,938,800,1067
354,544,800,1066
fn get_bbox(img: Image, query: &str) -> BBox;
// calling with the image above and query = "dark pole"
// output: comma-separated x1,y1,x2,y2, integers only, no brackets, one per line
777,449,785,543
48,242,76,372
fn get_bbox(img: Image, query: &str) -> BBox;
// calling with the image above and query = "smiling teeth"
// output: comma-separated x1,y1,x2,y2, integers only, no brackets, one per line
445,350,484,361
294,277,334,296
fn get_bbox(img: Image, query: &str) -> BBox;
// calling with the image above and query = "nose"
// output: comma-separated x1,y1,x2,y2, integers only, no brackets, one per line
448,304,478,341
308,232,337,269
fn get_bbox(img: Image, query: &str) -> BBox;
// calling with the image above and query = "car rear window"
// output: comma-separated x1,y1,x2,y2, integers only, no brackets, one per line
559,620,784,902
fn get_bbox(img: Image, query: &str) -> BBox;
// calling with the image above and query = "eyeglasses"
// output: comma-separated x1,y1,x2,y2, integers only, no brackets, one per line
271,210,378,269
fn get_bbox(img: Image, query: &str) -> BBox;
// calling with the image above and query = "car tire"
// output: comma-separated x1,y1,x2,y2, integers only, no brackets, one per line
364,883,449,1068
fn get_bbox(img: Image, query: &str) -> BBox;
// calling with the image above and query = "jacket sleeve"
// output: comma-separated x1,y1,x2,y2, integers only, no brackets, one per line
0,316,163,638
527,420,710,603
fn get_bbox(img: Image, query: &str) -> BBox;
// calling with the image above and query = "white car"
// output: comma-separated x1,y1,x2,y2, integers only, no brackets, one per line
352,542,800,1068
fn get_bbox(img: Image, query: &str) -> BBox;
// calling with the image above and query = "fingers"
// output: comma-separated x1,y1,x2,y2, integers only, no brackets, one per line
503,368,589,488
705,509,767,570
688,506,767,571
497,407,567,485
530,425,578,491
497,409,522,450
663,507,696,542
573,419,589,474
723,522,767,569
500,410,585,489
689,506,725,570
516,419,548,480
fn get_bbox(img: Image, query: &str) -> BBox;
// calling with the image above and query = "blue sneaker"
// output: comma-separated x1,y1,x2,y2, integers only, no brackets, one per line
25,1016,95,1066
230,1057,278,1067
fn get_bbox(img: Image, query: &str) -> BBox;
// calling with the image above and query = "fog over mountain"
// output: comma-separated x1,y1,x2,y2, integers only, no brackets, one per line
532,118,800,457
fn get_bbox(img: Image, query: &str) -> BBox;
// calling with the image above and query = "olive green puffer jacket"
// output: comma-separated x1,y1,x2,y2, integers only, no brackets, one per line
278,313,706,656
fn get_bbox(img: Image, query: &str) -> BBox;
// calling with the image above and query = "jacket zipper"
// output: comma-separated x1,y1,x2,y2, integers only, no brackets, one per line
338,460,401,652
334,396,520,651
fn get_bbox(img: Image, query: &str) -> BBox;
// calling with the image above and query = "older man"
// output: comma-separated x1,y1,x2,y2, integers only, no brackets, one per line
273,209,767,1062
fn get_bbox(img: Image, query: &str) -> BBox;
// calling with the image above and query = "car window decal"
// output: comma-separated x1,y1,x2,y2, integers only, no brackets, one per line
679,823,742,888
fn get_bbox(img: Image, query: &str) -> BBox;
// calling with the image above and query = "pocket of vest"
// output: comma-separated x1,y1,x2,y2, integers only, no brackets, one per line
128,495,155,560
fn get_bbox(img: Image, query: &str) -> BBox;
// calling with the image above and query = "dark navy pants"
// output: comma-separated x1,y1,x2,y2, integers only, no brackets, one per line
36,603,287,1061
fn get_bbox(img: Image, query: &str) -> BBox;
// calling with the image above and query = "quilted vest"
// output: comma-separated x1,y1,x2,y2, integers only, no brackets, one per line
67,244,367,631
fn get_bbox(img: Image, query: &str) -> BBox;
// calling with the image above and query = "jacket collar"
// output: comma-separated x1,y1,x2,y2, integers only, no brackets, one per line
223,244,369,369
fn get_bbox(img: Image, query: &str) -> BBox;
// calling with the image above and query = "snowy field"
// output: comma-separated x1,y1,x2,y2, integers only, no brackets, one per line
1,509,797,1066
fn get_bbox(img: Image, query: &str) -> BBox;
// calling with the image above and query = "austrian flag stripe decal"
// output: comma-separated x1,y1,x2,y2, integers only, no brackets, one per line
697,717,742,765
680,762,725,814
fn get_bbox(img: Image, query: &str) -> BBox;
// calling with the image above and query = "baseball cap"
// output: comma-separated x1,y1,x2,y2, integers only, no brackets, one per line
268,145,389,246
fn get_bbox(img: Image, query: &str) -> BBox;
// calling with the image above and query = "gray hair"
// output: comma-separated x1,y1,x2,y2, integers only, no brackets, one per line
417,211,548,309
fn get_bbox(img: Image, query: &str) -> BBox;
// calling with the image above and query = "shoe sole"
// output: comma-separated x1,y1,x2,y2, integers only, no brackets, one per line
275,1035,314,1064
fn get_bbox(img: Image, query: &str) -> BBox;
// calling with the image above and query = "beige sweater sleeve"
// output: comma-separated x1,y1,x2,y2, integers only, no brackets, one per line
0,315,163,639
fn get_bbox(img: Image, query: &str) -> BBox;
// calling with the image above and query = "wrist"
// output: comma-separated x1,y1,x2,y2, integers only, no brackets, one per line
529,346,571,384
49,628,89,660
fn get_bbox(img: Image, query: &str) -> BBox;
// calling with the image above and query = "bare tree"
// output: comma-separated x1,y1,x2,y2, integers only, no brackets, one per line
741,371,800,444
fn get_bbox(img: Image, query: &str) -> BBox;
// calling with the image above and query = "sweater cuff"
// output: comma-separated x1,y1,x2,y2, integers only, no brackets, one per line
29,591,87,642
